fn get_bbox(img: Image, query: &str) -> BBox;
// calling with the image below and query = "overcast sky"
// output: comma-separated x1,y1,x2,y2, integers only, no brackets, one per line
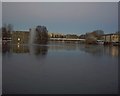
1,0,119,2
2,2,118,34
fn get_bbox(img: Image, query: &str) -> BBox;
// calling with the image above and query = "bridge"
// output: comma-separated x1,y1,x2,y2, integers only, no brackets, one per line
49,38,85,41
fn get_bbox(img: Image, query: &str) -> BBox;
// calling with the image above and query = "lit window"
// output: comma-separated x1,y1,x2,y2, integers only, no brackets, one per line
17,44,20,48
18,38,20,41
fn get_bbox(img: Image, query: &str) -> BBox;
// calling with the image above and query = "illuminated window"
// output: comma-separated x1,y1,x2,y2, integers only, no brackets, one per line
18,38,20,41
17,44,20,48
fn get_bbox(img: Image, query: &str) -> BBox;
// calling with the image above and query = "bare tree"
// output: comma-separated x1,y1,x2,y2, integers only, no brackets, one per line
35,25,48,44
2,24,13,40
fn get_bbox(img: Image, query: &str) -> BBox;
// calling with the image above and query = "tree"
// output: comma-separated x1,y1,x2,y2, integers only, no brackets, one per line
92,30,104,35
66,34,79,39
35,25,48,44
2,24,13,40
92,30,104,40
85,30,104,44
79,34,86,39
85,33,97,44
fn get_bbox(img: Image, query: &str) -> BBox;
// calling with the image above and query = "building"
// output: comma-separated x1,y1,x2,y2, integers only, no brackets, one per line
102,33,119,43
48,32,65,38
12,31,62,44
11,31,30,44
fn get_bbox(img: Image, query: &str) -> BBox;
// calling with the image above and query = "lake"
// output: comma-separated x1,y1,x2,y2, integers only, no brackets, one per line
2,42,118,94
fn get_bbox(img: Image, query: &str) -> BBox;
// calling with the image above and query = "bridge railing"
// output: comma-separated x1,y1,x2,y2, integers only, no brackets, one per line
49,38,85,41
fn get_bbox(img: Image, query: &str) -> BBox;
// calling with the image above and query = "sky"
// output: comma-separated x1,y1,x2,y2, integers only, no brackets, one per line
1,0,119,2
0,2,1,28
2,2,118,35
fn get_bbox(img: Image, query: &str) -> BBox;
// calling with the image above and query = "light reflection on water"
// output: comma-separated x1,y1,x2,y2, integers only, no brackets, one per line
2,42,118,57
2,42,118,94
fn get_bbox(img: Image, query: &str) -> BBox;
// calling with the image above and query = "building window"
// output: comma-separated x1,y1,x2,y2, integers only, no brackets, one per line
18,38,20,41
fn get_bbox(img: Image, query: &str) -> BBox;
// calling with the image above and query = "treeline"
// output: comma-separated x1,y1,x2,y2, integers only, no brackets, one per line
2,23,105,44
